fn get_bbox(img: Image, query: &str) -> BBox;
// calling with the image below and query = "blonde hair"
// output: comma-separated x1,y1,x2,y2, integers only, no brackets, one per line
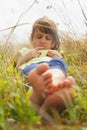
30,17,60,50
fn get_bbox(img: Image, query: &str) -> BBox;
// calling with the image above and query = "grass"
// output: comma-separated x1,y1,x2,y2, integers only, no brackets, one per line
0,39,87,130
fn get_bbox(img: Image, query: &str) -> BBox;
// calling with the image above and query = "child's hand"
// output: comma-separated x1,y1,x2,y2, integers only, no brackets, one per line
26,47,44,60
28,49,41,59
27,47,46,59
47,50,62,58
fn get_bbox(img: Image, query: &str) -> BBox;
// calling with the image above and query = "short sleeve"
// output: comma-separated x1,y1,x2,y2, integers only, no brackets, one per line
19,48,30,56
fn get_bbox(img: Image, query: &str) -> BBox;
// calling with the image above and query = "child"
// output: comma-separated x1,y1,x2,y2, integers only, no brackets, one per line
16,16,75,113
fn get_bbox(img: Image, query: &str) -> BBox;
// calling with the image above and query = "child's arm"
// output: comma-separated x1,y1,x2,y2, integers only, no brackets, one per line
16,48,41,69
16,53,26,69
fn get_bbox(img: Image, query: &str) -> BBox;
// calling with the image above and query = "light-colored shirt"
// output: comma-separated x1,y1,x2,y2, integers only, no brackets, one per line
19,48,52,70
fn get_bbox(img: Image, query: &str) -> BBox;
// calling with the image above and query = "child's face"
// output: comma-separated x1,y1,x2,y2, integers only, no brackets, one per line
32,29,53,49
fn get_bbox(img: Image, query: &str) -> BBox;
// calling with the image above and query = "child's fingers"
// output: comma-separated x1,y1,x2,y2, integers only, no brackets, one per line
35,47,45,50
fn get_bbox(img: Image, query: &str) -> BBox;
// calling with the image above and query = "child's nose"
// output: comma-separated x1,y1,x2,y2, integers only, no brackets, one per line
41,37,46,44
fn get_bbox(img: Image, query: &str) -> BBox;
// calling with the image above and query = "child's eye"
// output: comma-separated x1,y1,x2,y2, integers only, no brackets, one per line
46,36,52,40
37,35,42,39
35,34,42,39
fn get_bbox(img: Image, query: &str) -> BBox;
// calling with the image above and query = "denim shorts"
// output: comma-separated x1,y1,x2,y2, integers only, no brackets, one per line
22,57,68,75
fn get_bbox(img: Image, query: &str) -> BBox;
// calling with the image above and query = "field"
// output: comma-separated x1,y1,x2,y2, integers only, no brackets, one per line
0,39,87,130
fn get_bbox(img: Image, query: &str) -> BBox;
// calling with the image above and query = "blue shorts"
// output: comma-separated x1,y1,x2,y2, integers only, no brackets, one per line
22,57,68,75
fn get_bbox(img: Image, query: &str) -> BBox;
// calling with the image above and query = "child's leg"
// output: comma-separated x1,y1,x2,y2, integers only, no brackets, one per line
40,88,73,113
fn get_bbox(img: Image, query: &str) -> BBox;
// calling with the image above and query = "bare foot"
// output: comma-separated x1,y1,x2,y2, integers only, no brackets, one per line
28,63,54,92
27,63,75,107
27,63,53,105
44,76,75,94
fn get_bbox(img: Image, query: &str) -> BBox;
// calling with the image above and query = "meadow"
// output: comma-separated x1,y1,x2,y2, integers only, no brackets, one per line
0,38,87,130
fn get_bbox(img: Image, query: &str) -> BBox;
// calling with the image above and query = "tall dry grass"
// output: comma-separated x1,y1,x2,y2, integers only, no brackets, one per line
60,39,87,88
